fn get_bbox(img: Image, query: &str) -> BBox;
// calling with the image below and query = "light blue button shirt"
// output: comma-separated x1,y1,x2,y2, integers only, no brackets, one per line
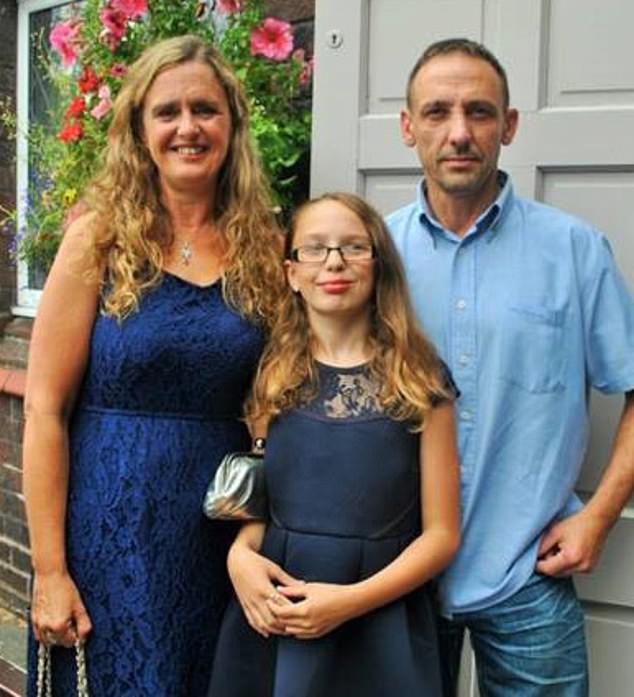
386,173,634,615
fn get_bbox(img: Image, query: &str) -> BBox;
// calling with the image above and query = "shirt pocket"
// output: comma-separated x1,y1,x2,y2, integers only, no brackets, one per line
499,304,566,393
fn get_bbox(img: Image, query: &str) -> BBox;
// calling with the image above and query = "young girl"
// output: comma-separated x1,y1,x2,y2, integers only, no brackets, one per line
208,193,460,697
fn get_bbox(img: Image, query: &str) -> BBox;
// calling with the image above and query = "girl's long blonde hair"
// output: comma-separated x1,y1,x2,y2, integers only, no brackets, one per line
83,35,284,323
249,192,451,430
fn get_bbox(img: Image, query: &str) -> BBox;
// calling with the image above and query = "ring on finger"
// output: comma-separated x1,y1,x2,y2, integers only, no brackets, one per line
43,630,59,646
267,590,282,604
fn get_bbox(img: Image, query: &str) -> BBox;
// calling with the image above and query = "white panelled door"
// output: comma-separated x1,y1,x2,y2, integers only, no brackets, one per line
312,1,634,695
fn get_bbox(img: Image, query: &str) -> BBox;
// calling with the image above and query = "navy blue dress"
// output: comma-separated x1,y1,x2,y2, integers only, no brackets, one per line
27,272,264,696
208,362,444,697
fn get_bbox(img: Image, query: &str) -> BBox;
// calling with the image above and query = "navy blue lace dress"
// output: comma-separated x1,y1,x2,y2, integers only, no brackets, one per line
26,272,264,696
208,362,446,697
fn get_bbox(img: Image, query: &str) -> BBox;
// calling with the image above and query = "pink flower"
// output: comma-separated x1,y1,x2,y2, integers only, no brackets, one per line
292,48,314,85
110,0,147,19
90,86,113,120
303,56,315,85
50,19,82,68
100,6,128,50
110,62,128,78
99,29,120,51
216,0,243,13
250,18,294,61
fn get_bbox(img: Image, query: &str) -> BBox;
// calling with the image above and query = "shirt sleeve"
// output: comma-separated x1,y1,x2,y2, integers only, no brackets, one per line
575,230,634,394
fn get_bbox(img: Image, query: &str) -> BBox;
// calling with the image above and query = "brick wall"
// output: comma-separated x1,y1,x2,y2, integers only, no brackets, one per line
0,0,25,621
0,1,314,622
0,385,29,617
267,0,314,22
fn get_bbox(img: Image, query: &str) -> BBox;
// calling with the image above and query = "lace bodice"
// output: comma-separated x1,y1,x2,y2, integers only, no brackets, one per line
303,362,383,419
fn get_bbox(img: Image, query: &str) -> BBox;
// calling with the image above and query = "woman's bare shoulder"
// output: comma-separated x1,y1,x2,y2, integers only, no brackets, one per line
54,211,107,280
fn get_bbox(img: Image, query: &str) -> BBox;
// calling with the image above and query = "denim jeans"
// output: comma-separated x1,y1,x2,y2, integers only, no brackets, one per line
437,574,588,697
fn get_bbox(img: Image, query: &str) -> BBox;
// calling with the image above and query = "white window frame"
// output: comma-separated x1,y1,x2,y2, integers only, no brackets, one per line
14,0,73,317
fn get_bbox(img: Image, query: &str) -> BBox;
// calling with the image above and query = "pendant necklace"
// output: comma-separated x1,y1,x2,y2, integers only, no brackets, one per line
180,239,193,266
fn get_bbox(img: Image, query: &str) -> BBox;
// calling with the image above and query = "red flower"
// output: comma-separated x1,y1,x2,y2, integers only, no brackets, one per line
250,18,294,61
111,0,147,19
78,66,100,93
65,96,86,118
100,7,127,35
100,6,128,50
58,121,84,143
216,0,243,14
110,62,128,78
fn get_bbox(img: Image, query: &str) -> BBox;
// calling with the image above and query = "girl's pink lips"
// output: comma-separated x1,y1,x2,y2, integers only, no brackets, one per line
318,280,353,294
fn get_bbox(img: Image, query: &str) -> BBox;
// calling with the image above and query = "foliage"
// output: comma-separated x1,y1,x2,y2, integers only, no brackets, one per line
2,0,312,272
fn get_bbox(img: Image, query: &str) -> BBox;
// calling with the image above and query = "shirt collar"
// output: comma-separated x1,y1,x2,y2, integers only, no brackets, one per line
416,171,513,243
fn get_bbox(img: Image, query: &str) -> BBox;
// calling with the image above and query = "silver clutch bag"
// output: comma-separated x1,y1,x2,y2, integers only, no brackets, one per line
203,450,268,520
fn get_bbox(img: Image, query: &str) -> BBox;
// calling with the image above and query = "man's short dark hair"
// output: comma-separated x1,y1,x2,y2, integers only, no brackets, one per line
406,38,510,109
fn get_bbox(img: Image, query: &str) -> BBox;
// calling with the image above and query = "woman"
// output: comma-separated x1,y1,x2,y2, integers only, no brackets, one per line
208,193,461,697
23,35,285,696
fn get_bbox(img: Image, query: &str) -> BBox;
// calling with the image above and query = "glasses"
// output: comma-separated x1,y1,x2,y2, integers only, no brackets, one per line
290,243,376,264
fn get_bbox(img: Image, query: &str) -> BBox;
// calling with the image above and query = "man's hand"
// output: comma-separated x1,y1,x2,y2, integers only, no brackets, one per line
535,509,609,576
537,393,634,577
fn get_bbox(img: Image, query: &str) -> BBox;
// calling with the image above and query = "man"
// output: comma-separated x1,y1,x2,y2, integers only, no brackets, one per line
386,38,634,696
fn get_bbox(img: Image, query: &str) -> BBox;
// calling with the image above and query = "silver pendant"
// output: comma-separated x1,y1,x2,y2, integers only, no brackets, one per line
180,240,192,266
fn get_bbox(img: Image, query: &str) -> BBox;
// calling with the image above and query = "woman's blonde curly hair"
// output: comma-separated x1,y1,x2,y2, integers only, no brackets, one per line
83,34,284,323
248,192,452,431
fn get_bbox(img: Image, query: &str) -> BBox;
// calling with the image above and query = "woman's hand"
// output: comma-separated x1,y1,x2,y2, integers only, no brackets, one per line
31,571,92,648
270,582,358,639
227,543,300,638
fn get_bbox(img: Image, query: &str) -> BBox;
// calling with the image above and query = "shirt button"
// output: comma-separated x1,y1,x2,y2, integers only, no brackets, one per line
460,410,472,421
458,354,470,365
456,299,467,310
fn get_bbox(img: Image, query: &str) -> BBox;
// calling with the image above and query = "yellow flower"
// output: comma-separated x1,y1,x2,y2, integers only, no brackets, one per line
62,187,77,206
